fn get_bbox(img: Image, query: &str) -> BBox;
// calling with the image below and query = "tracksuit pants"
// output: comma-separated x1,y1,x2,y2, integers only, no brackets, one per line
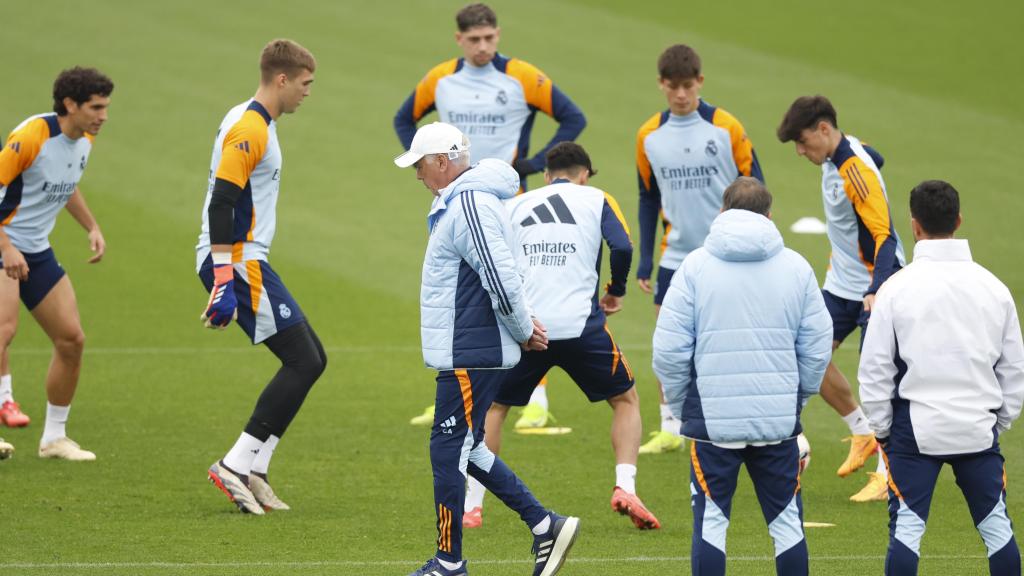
884,444,1020,575
690,438,808,576
430,369,549,562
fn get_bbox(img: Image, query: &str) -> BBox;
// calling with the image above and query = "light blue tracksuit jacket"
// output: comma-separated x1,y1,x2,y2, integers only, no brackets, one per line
652,209,832,443
421,158,534,371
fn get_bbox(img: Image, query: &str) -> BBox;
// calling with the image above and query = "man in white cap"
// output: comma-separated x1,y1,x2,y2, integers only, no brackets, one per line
395,122,579,576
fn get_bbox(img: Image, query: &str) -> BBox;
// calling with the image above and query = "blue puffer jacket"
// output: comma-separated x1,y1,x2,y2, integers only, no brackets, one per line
652,209,832,443
421,159,534,371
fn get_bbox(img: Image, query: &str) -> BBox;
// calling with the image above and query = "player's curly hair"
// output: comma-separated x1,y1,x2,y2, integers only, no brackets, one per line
52,67,114,116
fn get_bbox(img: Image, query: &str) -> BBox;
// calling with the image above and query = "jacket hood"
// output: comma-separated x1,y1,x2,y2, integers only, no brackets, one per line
427,159,520,232
704,209,784,262
442,158,520,203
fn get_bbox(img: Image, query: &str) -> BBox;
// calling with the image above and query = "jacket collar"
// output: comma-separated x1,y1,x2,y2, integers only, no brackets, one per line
912,238,972,262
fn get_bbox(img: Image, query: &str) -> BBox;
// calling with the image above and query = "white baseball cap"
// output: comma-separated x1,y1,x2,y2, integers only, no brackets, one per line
394,122,470,168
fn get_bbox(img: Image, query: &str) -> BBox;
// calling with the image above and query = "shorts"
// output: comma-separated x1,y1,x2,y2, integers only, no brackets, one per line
822,289,869,348
654,265,677,306
495,321,635,406
199,256,305,344
0,248,66,310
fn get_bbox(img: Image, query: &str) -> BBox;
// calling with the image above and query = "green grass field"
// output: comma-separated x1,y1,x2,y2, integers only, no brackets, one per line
1,1,1022,574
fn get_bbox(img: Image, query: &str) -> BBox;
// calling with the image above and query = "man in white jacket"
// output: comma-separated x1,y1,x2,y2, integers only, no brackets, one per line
860,180,1024,575
395,122,579,576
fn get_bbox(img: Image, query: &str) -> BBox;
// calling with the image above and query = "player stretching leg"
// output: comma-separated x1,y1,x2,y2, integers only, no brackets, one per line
777,95,906,501
464,143,659,530
0,67,112,461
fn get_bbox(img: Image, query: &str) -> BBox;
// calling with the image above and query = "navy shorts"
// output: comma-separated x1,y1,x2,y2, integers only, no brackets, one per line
199,256,305,344
0,248,66,310
822,289,869,347
653,265,677,306
495,321,635,406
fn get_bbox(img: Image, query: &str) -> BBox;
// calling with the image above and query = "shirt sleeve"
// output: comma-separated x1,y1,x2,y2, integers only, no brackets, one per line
0,119,49,223
711,108,764,182
601,193,633,297
840,157,899,294
393,60,458,149
507,60,586,172
995,295,1024,432
452,190,534,344
214,114,267,189
0,119,47,187
858,285,899,438
636,114,663,280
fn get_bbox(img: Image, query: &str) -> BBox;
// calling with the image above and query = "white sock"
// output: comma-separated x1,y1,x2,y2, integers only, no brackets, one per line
438,558,464,571
250,434,279,476
528,382,549,410
222,432,263,476
465,476,487,510
841,406,872,435
660,403,681,436
615,463,637,494
532,514,551,535
875,446,887,474
0,374,12,404
41,402,70,445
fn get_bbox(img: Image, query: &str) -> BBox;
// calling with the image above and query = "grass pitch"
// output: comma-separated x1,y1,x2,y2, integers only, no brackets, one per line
1,1,1022,574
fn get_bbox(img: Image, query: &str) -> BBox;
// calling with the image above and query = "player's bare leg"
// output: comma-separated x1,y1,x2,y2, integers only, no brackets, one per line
463,402,511,527
31,276,93,460
608,387,660,529
822,341,880,498
0,276,28,428
641,303,683,454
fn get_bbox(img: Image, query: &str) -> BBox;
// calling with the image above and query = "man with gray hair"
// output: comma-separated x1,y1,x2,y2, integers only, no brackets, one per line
653,177,832,575
395,122,579,576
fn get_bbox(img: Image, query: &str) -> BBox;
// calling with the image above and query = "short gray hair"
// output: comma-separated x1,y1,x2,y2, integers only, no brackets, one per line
722,177,772,216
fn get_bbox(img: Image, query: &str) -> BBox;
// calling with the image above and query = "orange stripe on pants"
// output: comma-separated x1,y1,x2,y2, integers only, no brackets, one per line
246,260,263,313
437,503,451,552
455,370,474,431
604,324,621,375
690,441,711,497
879,447,903,500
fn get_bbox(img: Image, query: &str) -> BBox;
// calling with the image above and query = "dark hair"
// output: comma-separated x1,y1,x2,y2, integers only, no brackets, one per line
722,177,772,216
777,95,837,143
545,142,597,177
260,39,316,83
456,3,497,31
658,44,701,81
52,67,114,116
910,180,960,236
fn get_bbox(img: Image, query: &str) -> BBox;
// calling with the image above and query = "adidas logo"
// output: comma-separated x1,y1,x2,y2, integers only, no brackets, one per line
439,415,456,434
520,193,576,227
234,140,251,153
9,142,21,153
535,538,553,562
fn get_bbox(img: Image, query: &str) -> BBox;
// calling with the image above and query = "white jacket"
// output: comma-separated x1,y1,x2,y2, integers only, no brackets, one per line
859,239,1024,455
420,159,534,371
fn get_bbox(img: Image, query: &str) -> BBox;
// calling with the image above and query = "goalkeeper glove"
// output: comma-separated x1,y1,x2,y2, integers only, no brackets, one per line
202,262,237,329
